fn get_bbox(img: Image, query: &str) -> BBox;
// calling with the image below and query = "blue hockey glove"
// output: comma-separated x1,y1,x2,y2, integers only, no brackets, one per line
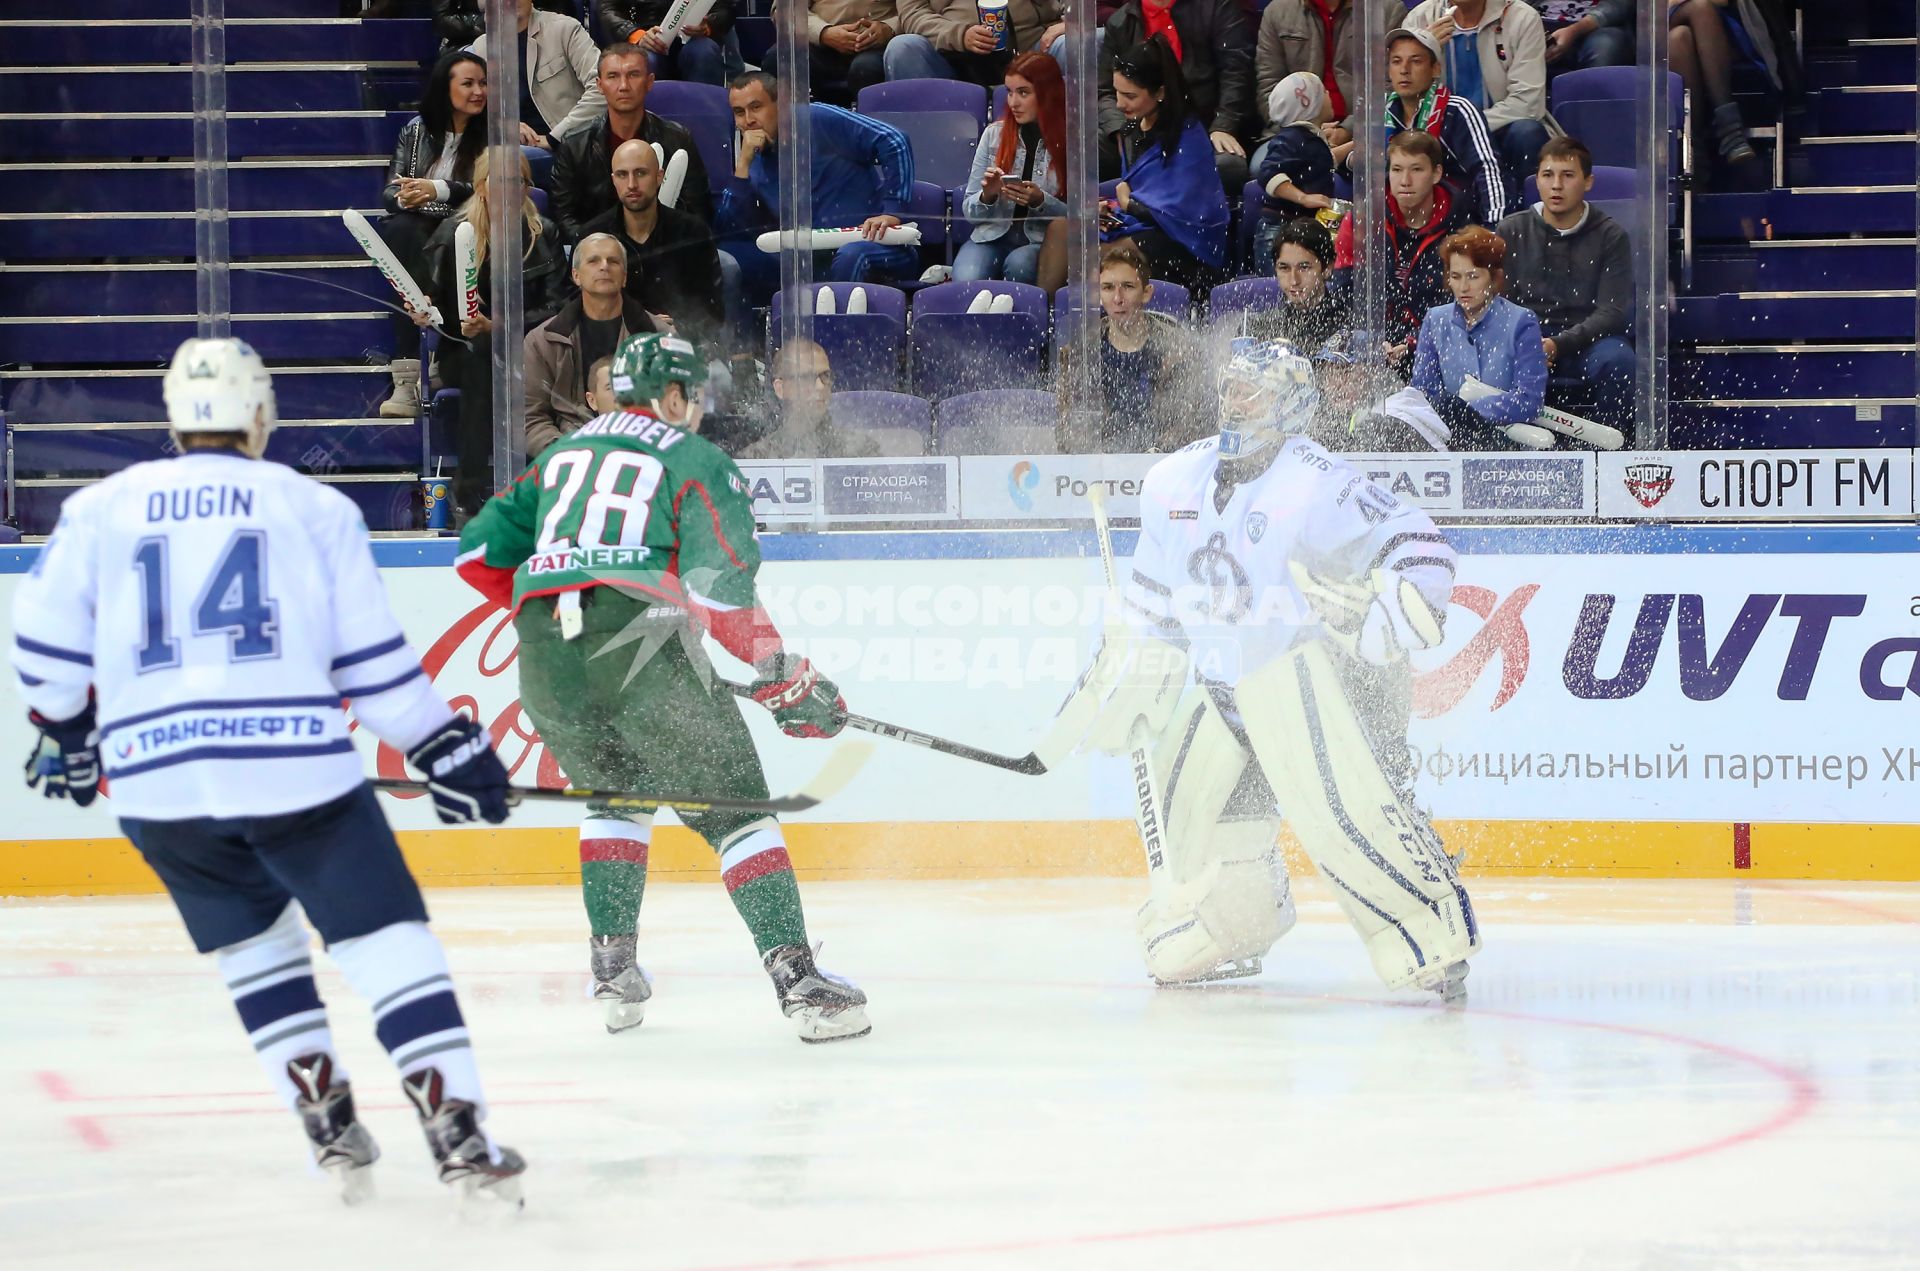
24,701,102,809
407,717,511,825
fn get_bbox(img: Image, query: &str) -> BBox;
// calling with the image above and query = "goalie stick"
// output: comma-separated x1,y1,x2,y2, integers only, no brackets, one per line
1087,486,1175,893
373,740,872,815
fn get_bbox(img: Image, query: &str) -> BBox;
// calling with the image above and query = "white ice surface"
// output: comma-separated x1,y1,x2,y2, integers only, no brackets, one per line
1,878,1916,1270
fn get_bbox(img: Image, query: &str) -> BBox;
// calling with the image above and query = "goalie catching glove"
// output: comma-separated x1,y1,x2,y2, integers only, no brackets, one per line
24,699,101,808
750,653,847,739
407,716,511,825
1292,563,1445,668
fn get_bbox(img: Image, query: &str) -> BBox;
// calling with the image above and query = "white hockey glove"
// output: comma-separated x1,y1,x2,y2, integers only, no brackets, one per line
1081,633,1190,756
1356,569,1446,666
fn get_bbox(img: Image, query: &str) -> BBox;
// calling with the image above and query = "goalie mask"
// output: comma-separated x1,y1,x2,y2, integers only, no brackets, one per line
1216,338,1318,462
162,338,277,459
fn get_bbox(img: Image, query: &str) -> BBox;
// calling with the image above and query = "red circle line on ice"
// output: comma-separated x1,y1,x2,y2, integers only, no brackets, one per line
666,984,1821,1271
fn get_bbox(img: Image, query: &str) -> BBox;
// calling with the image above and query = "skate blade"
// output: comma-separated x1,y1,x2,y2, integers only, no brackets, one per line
1153,957,1264,988
327,1161,376,1207
454,1172,525,1222
1416,960,1471,1005
605,1000,646,1034
792,1005,872,1044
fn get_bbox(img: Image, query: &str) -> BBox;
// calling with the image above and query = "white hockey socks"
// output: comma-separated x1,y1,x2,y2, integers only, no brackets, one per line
329,921,486,1117
216,903,343,1110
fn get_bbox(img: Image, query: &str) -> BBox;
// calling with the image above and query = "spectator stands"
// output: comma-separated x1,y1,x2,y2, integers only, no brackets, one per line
0,0,1914,532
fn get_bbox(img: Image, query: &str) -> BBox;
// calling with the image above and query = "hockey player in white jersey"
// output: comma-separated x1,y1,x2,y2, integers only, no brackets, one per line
1080,338,1479,998
10,338,528,1207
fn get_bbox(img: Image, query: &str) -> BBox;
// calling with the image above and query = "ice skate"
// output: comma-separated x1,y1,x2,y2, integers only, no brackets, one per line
589,934,652,1034
401,1068,526,1212
287,1053,378,1205
1419,960,1471,1006
765,943,870,1044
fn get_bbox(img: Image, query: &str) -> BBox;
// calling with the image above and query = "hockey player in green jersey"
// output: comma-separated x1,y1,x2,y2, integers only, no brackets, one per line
455,334,870,1043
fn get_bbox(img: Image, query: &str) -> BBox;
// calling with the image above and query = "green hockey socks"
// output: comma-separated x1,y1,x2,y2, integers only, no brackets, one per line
716,819,808,955
579,814,651,937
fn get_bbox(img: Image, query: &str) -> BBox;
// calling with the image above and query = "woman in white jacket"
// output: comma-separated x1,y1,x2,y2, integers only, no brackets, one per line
956,52,1069,285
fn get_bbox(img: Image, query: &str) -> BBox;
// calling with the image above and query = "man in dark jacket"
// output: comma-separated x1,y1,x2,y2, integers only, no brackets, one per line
551,43,714,243
600,0,743,87
1334,130,1469,373
581,140,729,355
1097,0,1258,190
524,232,661,459
1497,136,1634,429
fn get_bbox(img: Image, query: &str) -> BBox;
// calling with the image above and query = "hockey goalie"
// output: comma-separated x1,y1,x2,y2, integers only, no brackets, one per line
1078,339,1480,1000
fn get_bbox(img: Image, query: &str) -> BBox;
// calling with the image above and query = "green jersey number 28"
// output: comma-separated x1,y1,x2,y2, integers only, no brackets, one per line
537,448,665,551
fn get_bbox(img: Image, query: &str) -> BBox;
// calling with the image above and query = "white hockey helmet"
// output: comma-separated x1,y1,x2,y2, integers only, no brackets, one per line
1216,338,1318,461
162,337,277,459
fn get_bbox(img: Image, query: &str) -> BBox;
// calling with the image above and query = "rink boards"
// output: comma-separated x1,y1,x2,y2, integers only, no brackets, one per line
4,523,1920,893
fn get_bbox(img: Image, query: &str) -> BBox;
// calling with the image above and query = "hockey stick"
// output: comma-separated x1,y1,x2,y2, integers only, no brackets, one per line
1087,486,1174,891
372,740,873,815
722,681,1050,775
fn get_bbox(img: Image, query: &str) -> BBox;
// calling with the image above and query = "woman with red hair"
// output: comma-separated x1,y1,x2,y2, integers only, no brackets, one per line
956,52,1068,284
1410,224,1551,451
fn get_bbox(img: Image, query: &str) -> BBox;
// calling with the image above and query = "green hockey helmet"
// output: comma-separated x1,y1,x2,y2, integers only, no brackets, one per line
610,333,706,409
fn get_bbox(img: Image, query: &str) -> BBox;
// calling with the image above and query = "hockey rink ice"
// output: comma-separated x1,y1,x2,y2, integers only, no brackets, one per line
2,876,1916,1270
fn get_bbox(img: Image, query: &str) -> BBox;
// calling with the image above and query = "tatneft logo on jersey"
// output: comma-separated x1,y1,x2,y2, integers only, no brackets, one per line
525,545,651,575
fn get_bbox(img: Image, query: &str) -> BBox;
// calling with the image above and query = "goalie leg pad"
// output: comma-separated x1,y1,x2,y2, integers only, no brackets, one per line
1134,689,1296,984
1237,642,1480,990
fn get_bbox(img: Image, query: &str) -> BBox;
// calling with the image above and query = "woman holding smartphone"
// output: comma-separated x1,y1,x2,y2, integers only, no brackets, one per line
957,53,1069,285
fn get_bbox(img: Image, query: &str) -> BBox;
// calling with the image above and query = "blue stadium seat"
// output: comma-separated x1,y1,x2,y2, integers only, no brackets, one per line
0,367,389,426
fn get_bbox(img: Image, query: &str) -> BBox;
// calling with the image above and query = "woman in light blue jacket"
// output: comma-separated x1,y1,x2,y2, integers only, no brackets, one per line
1411,225,1551,451
956,52,1069,284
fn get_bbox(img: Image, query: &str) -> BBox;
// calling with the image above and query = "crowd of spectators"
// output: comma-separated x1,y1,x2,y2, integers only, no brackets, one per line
357,0,1806,508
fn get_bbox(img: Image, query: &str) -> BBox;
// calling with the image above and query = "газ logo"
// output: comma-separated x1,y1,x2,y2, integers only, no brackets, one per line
1008,461,1041,511
1413,584,1541,717
1624,462,1674,508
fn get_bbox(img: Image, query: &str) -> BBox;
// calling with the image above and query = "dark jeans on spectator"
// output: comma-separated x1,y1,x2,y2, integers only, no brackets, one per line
1553,335,1636,435
650,29,744,87
882,35,1009,87
441,338,495,514
1494,119,1551,213
728,242,920,305
1432,392,1529,452
377,209,442,360
1121,226,1220,296
763,43,886,106
1544,18,1634,78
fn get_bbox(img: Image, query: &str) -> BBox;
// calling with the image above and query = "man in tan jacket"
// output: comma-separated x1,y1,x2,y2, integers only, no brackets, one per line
523,234,659,458
1256,0,1402,145
885,0,1065,85
766,0,901,103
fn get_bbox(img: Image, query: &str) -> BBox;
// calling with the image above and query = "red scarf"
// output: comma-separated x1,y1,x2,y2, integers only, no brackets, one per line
1307,0,1346,122
1142,0,1183,62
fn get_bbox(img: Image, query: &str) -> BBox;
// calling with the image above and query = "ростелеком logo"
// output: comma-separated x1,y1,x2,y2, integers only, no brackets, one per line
1008,460,1041,511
